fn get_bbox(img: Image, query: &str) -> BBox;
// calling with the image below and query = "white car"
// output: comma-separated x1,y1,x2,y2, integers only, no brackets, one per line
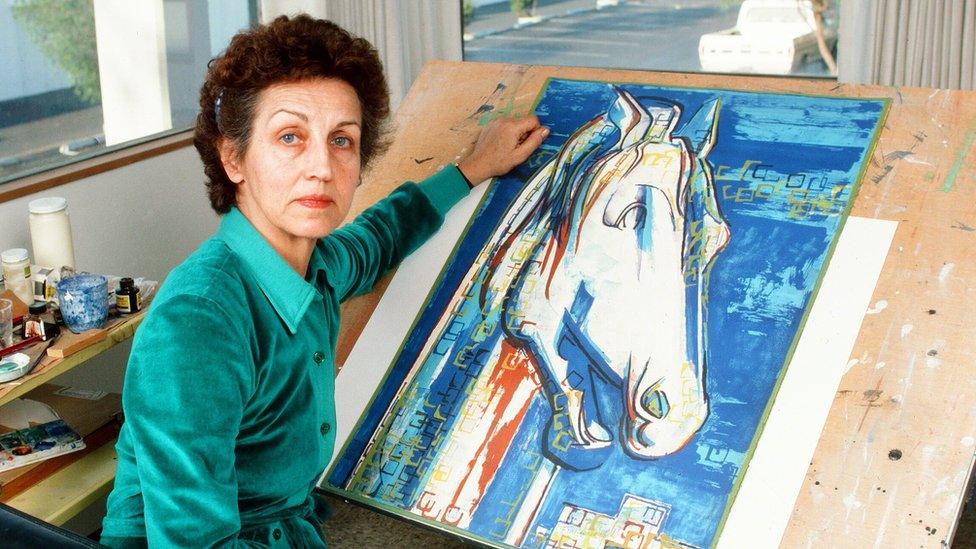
698,0,837,75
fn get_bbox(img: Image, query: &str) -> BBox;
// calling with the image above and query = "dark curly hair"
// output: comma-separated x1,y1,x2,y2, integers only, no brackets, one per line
194,14,390,214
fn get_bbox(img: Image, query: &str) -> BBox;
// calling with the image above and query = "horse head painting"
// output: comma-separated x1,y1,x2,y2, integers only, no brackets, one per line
331,77,887,548
478,87,731,470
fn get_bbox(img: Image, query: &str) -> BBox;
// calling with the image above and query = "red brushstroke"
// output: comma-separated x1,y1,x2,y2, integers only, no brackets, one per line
444,341,540,520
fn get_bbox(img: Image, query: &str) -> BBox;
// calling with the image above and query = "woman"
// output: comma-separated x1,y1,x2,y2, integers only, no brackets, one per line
100,15,547,548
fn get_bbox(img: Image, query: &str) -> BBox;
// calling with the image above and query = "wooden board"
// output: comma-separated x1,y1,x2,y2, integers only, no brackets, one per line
335,61,976,547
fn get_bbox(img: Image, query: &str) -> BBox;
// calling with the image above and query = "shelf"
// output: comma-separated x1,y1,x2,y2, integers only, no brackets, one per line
6,442,117,525
0,312,144,408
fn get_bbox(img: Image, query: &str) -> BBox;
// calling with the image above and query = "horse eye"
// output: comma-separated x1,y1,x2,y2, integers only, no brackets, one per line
610,204,647,230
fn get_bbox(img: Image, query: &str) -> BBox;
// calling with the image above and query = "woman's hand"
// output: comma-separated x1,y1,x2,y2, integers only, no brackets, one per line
457,115,549,187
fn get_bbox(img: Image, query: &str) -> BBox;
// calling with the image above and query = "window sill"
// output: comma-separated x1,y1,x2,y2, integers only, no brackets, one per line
0,130,193,205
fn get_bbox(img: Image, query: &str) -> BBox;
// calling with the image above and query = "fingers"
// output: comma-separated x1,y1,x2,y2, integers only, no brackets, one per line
509,114,542,135
512,125,550,163
456,115,549,185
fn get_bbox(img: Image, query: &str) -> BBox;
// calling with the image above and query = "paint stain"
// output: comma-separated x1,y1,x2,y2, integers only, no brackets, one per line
941,124,976,192
951,221,975,232
413,157,434,164
888,448,902,460
927,349,938,356
900,324,913,338
863,389,883,401
927,309,937,315
961,436,974,447
842,492,862,514
866,300,888,314
884,150,914,162
938,262,955,283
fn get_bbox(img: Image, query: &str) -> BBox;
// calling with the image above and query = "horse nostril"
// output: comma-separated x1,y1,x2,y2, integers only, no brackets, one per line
640,387,670,419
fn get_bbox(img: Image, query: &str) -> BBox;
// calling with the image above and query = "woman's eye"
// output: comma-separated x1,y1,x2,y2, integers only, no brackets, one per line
280,133,298,145
333,136,352,148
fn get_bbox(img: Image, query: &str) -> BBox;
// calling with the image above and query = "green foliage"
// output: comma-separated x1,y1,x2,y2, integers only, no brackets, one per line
463,0,474,24
718,0,743,11
510,0,536,17
10,0,101,103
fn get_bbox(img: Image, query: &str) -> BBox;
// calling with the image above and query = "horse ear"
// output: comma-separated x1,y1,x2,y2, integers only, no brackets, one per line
677,98,721,157
607,86,652,147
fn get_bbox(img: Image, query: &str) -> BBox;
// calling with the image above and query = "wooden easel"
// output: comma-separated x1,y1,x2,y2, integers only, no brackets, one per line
336,60,976,547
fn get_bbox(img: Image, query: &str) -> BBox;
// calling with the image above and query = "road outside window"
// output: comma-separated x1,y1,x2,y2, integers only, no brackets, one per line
462,0,838,78
0,0,256,186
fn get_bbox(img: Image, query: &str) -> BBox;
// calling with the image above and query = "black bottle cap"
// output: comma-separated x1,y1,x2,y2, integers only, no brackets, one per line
28,302,47,314
119,277,135,291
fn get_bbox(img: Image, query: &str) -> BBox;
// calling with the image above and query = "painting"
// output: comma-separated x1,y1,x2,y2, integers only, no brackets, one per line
325,78,887,548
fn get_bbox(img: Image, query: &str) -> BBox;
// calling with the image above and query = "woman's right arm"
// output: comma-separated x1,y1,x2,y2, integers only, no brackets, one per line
114,294,256,547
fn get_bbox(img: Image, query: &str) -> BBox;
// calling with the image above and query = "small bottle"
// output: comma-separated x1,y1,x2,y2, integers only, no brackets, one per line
28,197,76,271
23,301,47,339
1,248,33,305
116,278,141,314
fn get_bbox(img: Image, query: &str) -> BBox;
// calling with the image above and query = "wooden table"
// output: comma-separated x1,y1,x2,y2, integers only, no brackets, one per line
0,312,144,525
335,61,976,547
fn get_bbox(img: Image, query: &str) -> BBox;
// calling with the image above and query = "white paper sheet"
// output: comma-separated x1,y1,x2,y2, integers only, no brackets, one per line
718,216,898,548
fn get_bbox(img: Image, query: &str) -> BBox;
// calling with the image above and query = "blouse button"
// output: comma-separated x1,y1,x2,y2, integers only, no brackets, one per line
272,527,282,540
313,351,325,364
320,422,331,435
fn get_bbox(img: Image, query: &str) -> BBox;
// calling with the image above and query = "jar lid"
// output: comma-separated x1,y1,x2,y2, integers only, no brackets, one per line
28,197,68,214
29,301,47,314
1,248,29,263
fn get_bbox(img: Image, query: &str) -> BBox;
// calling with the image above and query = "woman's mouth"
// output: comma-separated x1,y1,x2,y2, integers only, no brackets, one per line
296,195,333,209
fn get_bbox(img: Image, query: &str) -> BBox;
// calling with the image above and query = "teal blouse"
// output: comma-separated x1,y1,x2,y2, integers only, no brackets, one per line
101,167,469,548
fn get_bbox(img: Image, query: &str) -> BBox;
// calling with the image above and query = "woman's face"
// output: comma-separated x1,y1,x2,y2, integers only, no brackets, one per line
221,77,362,247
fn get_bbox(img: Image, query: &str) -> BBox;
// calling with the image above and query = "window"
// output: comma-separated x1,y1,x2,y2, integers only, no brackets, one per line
0,0,257,186
462,0,838,78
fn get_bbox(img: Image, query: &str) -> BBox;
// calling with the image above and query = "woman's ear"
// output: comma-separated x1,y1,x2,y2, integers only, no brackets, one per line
218,138,245,184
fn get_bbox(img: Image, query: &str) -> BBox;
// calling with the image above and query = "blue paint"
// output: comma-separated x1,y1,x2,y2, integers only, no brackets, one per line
328,79,885,547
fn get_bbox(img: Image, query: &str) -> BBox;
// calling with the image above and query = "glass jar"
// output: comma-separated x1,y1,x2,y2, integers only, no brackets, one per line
1,248,33,305
28,197,76,271
23,301,47,339
116,277,142,314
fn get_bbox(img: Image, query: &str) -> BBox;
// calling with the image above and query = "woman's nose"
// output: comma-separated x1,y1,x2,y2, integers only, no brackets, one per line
305,141,333,181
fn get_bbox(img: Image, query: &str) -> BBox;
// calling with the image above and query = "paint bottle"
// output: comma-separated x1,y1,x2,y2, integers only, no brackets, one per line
115,278,141,314
23,301,47,339
28,197,76,271
1,248,33,305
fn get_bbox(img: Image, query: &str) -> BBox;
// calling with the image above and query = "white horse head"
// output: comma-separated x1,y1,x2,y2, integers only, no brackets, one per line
488,87,729,469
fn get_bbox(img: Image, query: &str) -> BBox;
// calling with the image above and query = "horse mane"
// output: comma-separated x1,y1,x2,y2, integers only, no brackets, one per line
478,113,615,307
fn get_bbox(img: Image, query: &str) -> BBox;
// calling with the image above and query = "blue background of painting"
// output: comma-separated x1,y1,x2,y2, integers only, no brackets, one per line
329,79,885,547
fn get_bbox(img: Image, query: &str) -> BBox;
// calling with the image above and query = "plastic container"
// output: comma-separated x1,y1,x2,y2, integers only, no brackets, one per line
28,197,76,271
56,274,108,333
1,248,33,305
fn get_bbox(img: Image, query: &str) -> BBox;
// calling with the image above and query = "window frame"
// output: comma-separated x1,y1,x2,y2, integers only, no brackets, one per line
0,130,192,205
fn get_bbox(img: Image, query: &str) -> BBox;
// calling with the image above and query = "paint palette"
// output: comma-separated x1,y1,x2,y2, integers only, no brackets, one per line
0,353,30,383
